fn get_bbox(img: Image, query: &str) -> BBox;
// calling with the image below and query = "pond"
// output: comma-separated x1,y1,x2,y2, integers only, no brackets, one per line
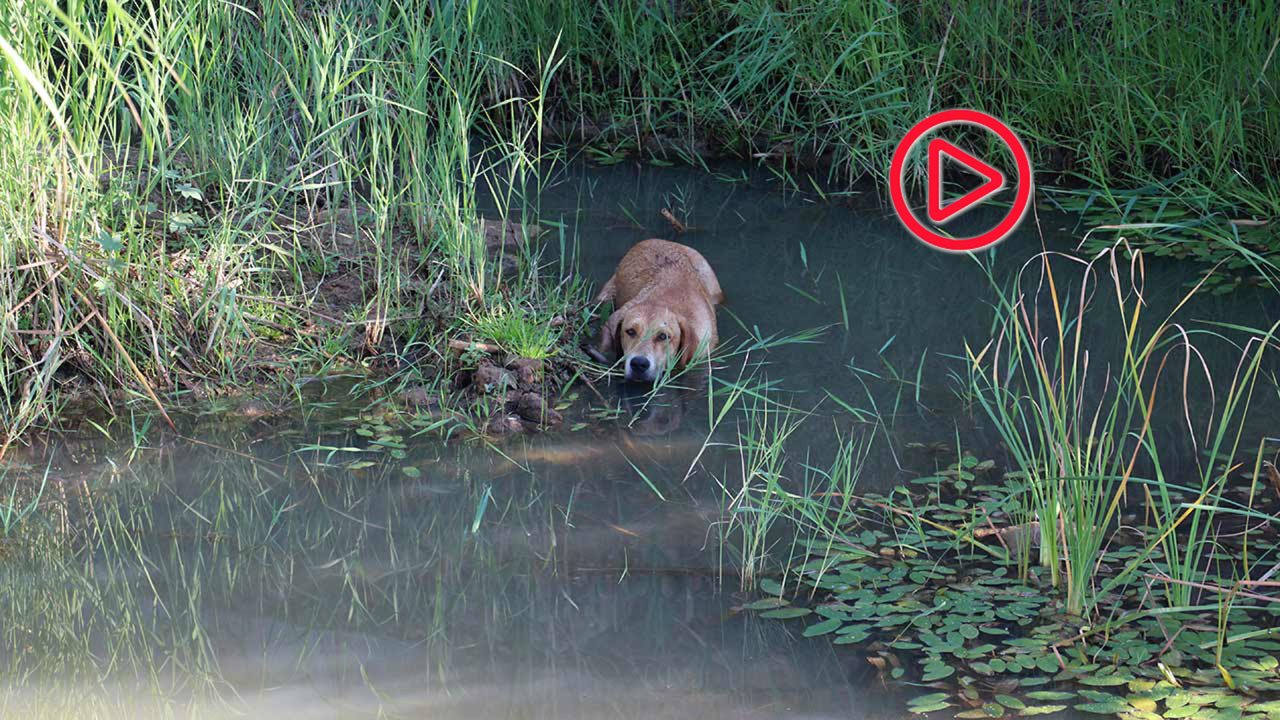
3,160,1276,719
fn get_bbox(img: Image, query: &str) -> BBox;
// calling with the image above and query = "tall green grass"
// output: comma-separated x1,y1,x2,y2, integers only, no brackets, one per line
3,0,1277,453
966,245,1278,615
0,0,579,454
502,1,1280,210
718,244,1278,638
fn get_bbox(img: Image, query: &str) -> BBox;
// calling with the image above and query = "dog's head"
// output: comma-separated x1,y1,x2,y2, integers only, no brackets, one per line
599,301,701,383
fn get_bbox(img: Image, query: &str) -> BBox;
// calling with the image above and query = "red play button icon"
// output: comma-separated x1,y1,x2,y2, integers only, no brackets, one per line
926,137,1006,225
889,109,1033,252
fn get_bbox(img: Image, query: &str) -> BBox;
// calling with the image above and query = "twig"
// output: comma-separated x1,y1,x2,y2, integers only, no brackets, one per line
660,208,687,233
448,338,501,354
1144,572,1280,605
174,434,285,469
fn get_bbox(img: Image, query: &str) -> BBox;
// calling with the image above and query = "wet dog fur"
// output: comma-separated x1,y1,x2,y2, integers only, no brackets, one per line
588,239,723,383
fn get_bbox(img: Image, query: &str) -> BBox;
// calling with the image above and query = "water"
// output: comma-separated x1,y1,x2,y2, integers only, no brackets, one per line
4,395,896,719
3,160,1276,718
544,160,1277,485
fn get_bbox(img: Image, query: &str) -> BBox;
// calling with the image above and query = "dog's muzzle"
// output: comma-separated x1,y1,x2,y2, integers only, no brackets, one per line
624,355,655,383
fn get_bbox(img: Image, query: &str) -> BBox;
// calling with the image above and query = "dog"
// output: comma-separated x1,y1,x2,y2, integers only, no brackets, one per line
589,239,723,383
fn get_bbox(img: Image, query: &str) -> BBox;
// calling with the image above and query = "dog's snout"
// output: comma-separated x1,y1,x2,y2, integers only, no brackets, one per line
629,356,651,373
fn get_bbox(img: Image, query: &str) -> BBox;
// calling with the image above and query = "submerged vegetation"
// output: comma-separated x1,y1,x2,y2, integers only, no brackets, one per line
0,393,849,718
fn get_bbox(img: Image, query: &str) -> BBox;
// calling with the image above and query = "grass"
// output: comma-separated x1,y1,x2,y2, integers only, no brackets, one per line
504,2,1280,209
0,0,584,455
4,0,1279,453
0,463,46,537
4,0,1280,715
715,240,1280,714
464,301,563,359
966,244,1280,615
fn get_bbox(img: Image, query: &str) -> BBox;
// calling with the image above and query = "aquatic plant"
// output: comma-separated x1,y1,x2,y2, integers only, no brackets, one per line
1053,186,1280,295
724,239,1280,716
967,245,1278,615
735,421,1280,718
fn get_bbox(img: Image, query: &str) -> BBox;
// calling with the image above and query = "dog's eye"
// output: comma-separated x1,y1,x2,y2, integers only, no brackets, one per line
625,328,637,337
656,332,669,342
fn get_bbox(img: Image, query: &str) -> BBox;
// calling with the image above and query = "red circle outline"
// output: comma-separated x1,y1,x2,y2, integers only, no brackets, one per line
889,109,1033,252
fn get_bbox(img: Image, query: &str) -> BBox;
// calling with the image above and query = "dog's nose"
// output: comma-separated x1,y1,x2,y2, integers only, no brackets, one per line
629,356,651,373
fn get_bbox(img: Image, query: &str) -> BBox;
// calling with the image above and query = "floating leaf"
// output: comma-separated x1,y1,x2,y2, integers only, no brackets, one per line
1080,674,1130,687
995,695,1025,710
907,692,951,714
759,578,785,596
760,607,811,620
1024,691,1076,701
1075,700,1129,714
921,660,955,681
803,618,842,637
1035,655,1061,673
833,628,869,644
1018,705,1067,716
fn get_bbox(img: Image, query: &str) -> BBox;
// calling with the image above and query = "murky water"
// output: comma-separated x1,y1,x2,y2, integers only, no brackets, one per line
547,160,1278,485
3,161,1276,718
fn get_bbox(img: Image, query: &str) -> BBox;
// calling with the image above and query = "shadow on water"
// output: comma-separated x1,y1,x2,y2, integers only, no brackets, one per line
4,160,1277,718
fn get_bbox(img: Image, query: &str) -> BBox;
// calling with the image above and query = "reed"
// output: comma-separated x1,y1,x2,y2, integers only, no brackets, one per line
967,244,1278,614
0,0,579,452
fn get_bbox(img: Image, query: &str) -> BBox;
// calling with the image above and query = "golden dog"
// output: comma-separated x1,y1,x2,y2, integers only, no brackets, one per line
590,239,723,382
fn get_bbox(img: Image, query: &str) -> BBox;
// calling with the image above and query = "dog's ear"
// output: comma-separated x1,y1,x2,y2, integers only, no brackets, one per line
677,316,704,367
598,309,624,360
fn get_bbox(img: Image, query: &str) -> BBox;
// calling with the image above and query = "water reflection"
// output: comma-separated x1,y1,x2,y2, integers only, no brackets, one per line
2,384,911,718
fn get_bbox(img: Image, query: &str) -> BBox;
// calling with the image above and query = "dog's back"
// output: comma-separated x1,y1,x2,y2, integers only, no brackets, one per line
598,239,724,308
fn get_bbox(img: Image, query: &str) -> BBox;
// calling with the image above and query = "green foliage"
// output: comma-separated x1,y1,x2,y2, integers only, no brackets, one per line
3,0,1277,451
728,246,1280,716
0,0,575,451
503,1,1280,206
465,302,561,360
743,446,1280,719
966,246,1278,614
